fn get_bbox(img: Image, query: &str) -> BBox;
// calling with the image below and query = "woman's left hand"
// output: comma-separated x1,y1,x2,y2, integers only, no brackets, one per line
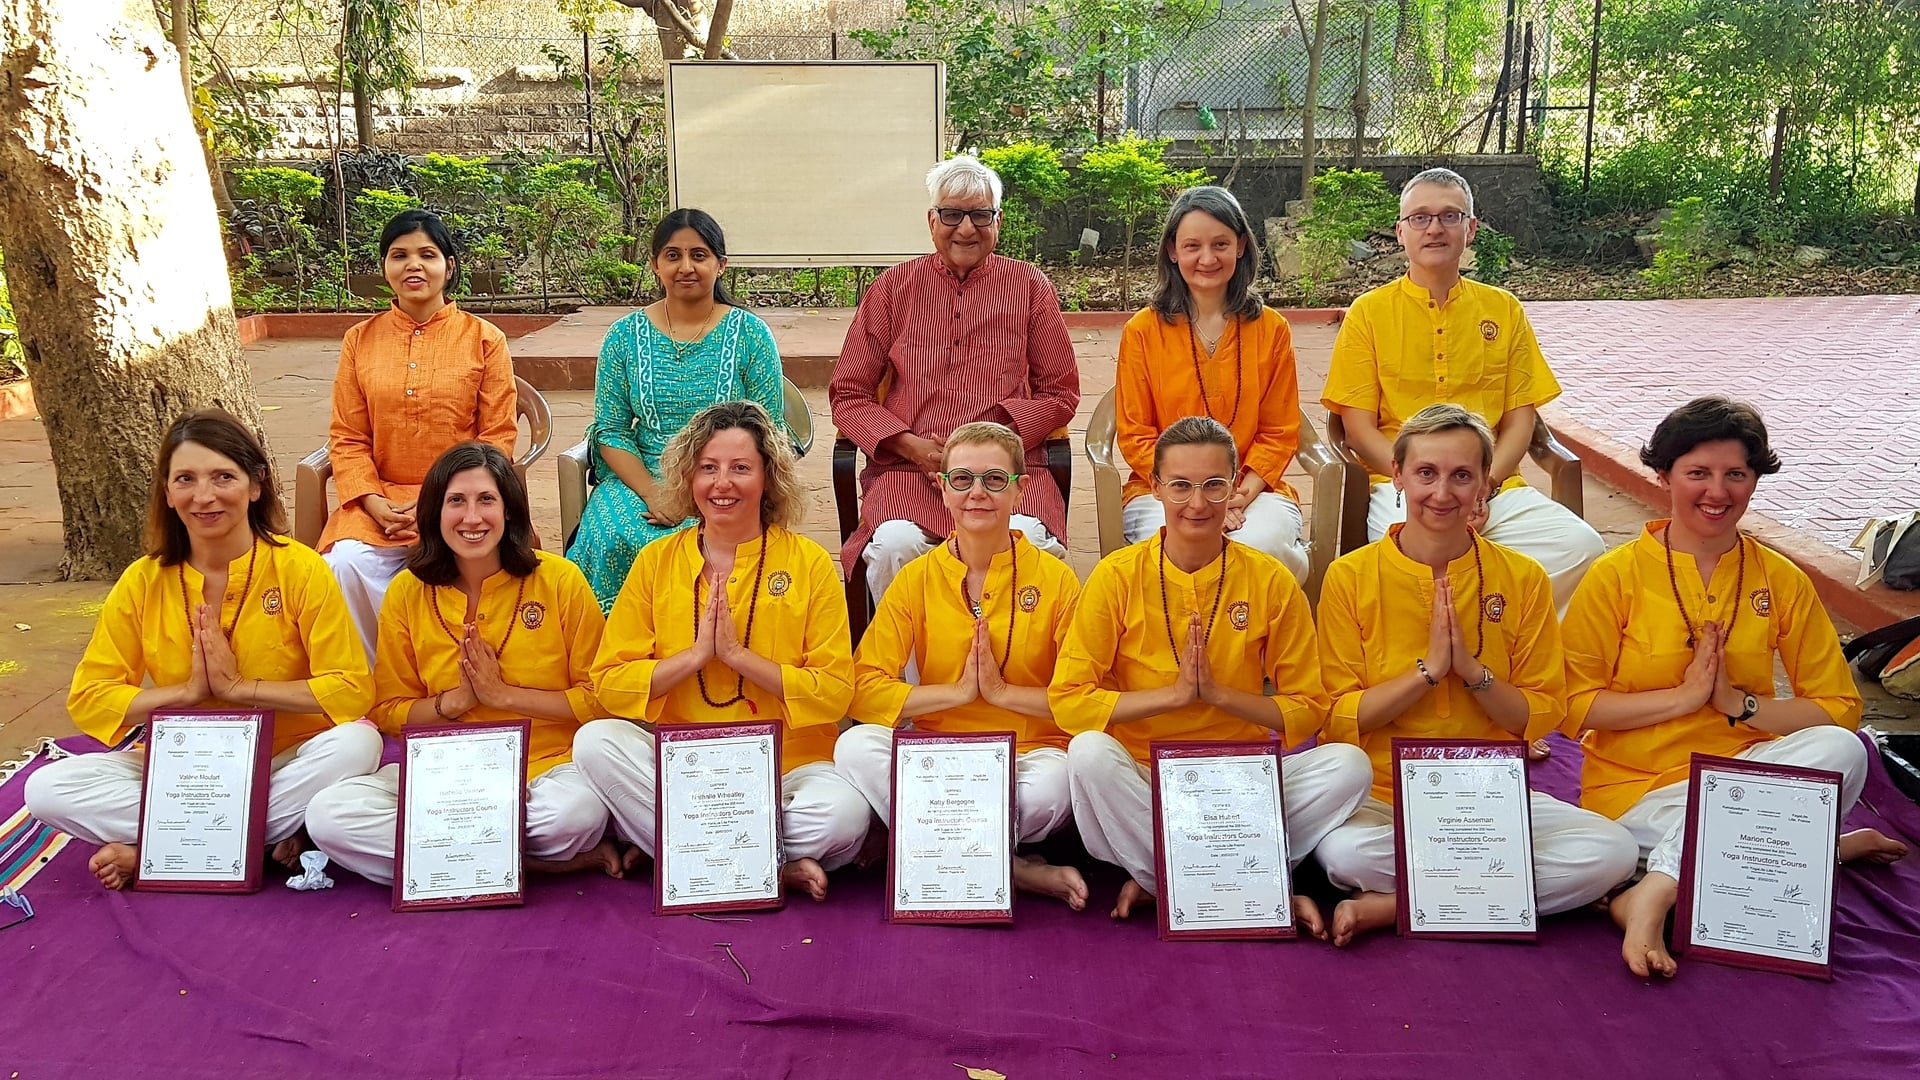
711,583,745,666
459,624,511,709
196,604,245,699
1703,624,1749,716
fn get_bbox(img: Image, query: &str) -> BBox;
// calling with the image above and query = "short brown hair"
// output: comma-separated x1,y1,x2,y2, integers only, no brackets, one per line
146,410,288,566
1393,403,1495,473
1153,415,1239,477
655,400,806,530
941,421,1025,473
1639,396,1782,476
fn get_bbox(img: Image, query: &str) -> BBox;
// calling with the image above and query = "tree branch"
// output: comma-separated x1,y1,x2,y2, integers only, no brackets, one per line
609,0,739,59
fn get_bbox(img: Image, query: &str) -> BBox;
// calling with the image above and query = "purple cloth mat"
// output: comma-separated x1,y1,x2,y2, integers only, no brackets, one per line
3,732,1919,1079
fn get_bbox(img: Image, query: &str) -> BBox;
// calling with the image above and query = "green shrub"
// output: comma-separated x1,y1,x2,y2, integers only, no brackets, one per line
1470,224,1516,285
981,142,1071,261
1641,196,1725,295
0,245,23,381
1076,134,1209,304
1296,169,1396,304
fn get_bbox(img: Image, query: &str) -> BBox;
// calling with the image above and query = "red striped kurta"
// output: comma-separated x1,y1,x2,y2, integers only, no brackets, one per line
828,253,1079,571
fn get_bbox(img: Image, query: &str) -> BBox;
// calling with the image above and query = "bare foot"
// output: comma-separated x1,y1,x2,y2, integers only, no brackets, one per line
1110,878,1153,920
271,832,307,871
1293,894,1328,941
527,839,638,879
1840,828,1909,865
1610,872,1678,979
89,843,138,890
1012,855,1087,911
781,858,829,901
1330,890,1396,947
1527,738,1552,762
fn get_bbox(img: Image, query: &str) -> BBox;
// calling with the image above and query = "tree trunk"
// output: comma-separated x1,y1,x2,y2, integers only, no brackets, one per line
344,4,375,150
703,0,733,60
1298,0,1330,207
165,0,234,214
1768,104,1788,198
0,1,263,580
1349,9,1373,169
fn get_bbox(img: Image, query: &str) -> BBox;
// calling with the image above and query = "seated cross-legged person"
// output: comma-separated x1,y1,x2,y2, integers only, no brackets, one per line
26,411,380,890
836,421,1088,909
828,154,1080,601
1312,405,1637,946
1322,167,1603,612
1563,396,1906,978
574,400,867,901
1116,185,1310,579
304,442,619,884
1051,417,1373,931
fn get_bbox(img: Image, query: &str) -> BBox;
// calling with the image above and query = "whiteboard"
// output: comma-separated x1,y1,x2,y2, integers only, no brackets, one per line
665,61,944,266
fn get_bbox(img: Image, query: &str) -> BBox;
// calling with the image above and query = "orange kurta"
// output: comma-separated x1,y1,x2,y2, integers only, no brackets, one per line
1116,306,1302,504
318,302,517,552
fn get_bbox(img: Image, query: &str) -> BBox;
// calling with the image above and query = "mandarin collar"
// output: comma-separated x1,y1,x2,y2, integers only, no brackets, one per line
1380,524,1479,579
388,300,460,331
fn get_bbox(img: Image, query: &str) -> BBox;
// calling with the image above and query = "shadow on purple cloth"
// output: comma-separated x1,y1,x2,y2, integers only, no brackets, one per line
2,730,1918,1079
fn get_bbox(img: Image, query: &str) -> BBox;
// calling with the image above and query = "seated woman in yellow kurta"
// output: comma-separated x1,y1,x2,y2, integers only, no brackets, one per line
25,410,379,890
835,421,1088,909
575,400,865,901
1563,396,1906,978
1050,416,1373,929
305,441,618,884
1313,404,1637,946
1115,186,1310,580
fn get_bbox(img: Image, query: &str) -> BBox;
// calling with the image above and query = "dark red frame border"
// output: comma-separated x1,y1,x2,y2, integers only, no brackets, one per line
135,709,275,894
654,721,785,915
393,720,531,913
1150,740,1296,942
1390,738,1539,941
886,729,1017,925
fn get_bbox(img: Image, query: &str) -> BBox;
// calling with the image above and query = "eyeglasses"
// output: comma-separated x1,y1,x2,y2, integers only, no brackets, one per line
934,207,1002,228
1157,476,1235,504
1399,210,1470,230
941,469,1021,493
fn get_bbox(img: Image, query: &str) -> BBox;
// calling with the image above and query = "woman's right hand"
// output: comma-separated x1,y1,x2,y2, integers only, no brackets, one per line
1423,577,1454,683
688,575,723,667
1678,621,1721,711
180,619,213,704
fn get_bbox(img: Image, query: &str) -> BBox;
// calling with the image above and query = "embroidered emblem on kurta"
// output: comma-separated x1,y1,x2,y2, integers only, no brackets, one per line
1479,319,1499,341
1018,585,1040,612
1750,589,1771,616
261,587,283,615
768,570,793,596
520,601,546,630
1483,592,1507,622
1228,600,1251,630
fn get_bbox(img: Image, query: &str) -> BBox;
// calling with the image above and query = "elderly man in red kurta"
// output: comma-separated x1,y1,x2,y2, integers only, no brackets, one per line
829,155,1081,601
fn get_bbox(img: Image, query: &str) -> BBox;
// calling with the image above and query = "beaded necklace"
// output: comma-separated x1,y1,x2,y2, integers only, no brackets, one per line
951,532,1018,674
431,573,530,658
694,528,767,710
1393,527,1486,658
178,538,259,642
1663,526,1745,648
1185,316,1243,428
1158,534,1231,656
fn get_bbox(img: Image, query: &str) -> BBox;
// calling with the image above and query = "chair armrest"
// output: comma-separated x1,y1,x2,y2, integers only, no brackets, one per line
833,436,861,545
1321,412,1374,554
1528,418,1584,519
558,439,592,550
514,376,553,469
1045,430,1072,504
293,445,333,549
1297,419,1346,605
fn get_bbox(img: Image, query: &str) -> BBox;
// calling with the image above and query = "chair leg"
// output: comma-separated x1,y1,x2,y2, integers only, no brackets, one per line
846,554,873,648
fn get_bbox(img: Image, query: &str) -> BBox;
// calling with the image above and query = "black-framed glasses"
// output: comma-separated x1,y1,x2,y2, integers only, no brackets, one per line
934,207,1002,228
941,469,1021,493
1157,476,1234,504
1399,210,1470,230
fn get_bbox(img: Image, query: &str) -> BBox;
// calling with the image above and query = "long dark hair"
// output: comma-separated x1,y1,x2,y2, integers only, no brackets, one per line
147,410,288,566
651,207,734,304
1149,186,1265,323
405,441,538,586
381,208,461,298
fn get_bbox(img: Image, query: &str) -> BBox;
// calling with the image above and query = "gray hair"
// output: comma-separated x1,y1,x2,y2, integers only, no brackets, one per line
1400,167,1475,218
927,155,1003,208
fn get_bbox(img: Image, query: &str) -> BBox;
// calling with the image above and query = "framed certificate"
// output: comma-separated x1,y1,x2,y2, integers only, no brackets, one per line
393,721,530,912
887,730,1016,924
135,709,274,893
1151,741,1294,942
1676,754,1841,980
1391,739,1539,940
655,722,784,915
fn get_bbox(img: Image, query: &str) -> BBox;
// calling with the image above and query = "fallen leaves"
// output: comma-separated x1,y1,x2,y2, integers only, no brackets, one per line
953,1066,1006,1080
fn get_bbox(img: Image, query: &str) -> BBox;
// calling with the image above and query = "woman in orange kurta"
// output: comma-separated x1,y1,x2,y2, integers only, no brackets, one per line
1116,185,1308,580
320,209,517,664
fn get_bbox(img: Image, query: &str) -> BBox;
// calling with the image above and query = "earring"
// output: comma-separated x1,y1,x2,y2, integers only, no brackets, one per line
1395,489,1402,509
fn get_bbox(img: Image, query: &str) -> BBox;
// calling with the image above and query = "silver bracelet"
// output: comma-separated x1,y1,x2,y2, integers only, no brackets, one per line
1466,666,1496,693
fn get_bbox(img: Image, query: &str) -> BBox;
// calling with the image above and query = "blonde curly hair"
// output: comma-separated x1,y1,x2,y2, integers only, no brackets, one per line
654,400,805,530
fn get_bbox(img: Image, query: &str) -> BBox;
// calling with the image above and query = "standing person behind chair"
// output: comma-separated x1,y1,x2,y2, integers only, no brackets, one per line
320,209,517,664
26,410,380,891
1321,168,1602,610
566,208,785,613
1116,186,1310,581
829,155,1080,600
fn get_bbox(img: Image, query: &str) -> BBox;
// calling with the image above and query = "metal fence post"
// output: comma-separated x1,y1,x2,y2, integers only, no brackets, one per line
1584,0,1602,191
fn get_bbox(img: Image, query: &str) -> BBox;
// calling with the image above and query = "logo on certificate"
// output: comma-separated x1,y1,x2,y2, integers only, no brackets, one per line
1730,785,1745,802
919,754,933,771
519,601,546,630
1482,592,1506,622
1182,768,1199,785
261,587,283,615
1750,589,1771,616
768,570,793,596
1018,585,1040,612
1427,770,1442,786
1479,319,1499,341
1227,600,1250,630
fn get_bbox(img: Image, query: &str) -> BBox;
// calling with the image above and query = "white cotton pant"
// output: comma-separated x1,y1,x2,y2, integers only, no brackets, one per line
1316,791,1640,914
302,761,609,886
1616,725,1869,880
1066,730,1373,895
23,721,383,847
570,718,870,871
322,539,411,667
1124,493,1309,582
832,723,1073,844
1368,482,1605,614
864,516,1067,602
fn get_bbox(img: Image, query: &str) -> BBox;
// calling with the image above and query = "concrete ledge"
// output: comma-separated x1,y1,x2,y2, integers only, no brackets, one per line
1544,406,1920,631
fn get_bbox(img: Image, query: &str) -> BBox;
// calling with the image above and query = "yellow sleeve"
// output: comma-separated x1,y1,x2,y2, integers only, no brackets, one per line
1263,570,1331,749
1048,559,1124,736
778,544,855,729
1322,300,1380,413
554,558,608,724
1507,561,1569,742
65,563,155,745
1560,554,1628,736
370,576,429,734
850,565,919,727
1113,313,1161,484
1503,298,1561,411
1313,558,1366,747
592,546,668,722
477,324,519,456
328,328,382,507
1775,568,1863,728
1242,315,1302,493
288,545,375,723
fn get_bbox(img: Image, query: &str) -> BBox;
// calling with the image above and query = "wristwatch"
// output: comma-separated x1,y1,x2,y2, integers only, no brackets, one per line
1727,693,1759,727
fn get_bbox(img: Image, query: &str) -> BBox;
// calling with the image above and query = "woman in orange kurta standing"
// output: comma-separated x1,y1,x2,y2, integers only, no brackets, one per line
320,209,518,664
1115,185,1309,581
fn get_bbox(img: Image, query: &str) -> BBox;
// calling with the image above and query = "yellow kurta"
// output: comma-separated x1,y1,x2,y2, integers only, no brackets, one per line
592,526,853,768
1317,528,1565,803
1322,275,1559,487
68,537,373,757
1049,533,1328,762
851,533,1081,752
1115,306,1302,503
372,550,604,779
1563,523,1862,820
